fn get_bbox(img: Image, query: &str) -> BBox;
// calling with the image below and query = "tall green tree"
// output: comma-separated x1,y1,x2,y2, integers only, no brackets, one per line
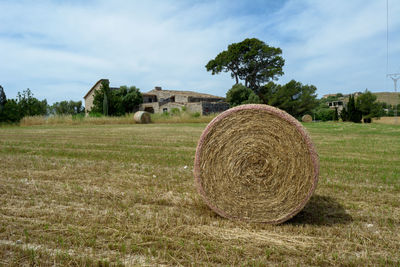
51,100,84,115
333,107,339,121
17,89,48,117
0,85,6,112
226,84,261,107
92,80,111,115
121,86,143,113
267,80,318,118
206,38,284,93
257,81,280,104
91,82,142,116
0,87,47,123
345,94,362,123
103,93,109,116
340,107,349,122
356,89,382,119
0,99,21,123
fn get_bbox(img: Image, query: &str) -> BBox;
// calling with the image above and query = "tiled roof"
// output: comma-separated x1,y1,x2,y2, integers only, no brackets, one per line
145,89,224,99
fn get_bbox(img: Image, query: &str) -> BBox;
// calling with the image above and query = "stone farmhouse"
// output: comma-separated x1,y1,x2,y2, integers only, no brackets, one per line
327,100,344,113
140,86,229,115
83,79,229,115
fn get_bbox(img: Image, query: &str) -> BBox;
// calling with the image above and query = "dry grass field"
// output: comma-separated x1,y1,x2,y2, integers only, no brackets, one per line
0,122,399,266
373,116,400,125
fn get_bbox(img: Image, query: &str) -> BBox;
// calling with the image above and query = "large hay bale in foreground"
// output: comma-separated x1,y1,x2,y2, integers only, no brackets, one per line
134,111,151,124
302,114,312,122
194,104,319,224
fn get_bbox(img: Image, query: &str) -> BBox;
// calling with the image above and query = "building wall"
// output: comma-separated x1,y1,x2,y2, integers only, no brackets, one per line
175,95,188,102
160,102,186,113
140,103,160,113
143,95,157,103
153,90,174,100
84,82,103,114
201,102,230,115
186,102,203,114
187,102,229,115
188,97,223,103
139,101,229,115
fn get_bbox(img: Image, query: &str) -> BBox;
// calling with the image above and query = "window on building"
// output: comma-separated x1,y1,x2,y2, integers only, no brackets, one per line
163,108,168,113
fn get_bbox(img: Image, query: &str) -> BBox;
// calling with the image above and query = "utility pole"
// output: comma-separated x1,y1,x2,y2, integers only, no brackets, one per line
387,73,400,124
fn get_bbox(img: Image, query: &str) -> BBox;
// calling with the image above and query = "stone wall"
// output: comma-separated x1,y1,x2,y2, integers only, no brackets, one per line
188,97,223,103
139,101,229,115
140,102,160,113
186,102,203,114
143,95,157,103
160,102,186,113
84,82,102,114
175,95,188,103
201,102,230,115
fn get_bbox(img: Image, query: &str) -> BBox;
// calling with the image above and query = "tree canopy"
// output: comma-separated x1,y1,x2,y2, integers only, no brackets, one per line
50,100,84,115
356,89,383,119
0,85,6,111
16,89,47,117
206,38,284,92
226,84,262,107
261,80,318,118
91,81,143,116
225,80,318,118
0,87,48,123
341,94,362,123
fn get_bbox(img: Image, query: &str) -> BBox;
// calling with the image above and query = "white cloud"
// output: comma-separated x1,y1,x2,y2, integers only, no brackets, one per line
275,0,400,94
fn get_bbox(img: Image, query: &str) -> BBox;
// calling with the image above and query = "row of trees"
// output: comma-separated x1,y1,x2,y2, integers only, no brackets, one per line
0,86,85,123
0,81,143,123
226,80,318,118
0,87,47,123
49,101,84,115
313,90,389,123
340,91,389,123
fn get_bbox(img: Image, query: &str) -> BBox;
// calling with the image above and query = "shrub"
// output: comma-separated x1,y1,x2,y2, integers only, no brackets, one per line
191,112,201,118
170,108,180,116
89,112,103,118
316,108,334,122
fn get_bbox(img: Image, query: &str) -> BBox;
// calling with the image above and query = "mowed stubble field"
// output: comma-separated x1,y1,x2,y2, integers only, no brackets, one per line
0,122,399,266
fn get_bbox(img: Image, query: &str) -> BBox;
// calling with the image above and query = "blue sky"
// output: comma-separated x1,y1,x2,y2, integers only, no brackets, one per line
1,0,399,104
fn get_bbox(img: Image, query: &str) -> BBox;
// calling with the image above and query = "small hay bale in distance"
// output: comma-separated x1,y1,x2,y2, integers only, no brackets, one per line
134,111,151,124
194,104,319,224
302,114,313,123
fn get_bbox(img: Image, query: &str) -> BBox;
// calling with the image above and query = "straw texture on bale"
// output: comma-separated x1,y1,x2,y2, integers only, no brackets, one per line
194,104,319,224
302,114,313,123
134,111,151,124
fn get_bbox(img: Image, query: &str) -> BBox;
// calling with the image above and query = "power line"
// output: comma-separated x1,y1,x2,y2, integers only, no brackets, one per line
386,0,399,124
387,0,389,77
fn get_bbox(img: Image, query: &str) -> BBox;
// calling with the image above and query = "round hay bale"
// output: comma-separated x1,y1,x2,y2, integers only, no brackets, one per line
302,114,312,123
194,104,319,224
134,111,151,124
